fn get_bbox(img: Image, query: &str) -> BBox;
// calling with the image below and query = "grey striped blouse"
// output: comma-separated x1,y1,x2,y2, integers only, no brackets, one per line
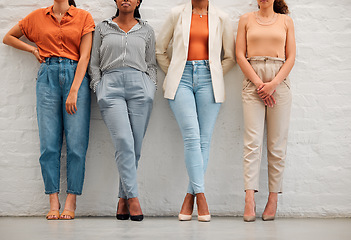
89,18,157,91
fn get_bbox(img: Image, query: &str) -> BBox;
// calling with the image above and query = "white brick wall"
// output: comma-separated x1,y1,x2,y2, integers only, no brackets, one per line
0,0,350,217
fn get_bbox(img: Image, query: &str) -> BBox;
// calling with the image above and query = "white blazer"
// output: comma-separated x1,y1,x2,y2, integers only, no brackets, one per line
156,2,235,103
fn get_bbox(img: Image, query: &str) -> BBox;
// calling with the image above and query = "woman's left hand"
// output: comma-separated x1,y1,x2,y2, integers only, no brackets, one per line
65,91,78,115
257,82,277,100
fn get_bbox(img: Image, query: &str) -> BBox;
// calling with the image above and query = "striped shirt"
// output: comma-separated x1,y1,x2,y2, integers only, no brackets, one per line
89,17,157,91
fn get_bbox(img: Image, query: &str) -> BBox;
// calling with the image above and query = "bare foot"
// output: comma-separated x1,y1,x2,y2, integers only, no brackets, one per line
128,197,143,216
263,193,278,216
196,193,210,216
179,193,195,215
47,193,60,220
117,198,129,215
244,190,255,217
60,193,76,219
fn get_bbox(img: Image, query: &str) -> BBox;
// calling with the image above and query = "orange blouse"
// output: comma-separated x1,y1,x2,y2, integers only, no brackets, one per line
187,14,209,61
19,5,95,61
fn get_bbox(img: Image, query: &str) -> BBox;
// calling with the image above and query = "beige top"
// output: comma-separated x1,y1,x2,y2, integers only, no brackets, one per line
246,12,287,59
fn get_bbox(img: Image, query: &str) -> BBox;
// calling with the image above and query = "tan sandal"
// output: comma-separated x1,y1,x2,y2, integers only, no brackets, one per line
60,210,75,220
46,210,60,220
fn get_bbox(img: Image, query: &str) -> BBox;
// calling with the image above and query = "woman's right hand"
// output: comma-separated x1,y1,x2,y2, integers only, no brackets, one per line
256,83,276,107
31,48,45,63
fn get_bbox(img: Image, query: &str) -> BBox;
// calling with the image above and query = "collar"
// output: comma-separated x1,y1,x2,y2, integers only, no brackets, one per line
104,17,147,26
45,5,76,17
104,17,146,33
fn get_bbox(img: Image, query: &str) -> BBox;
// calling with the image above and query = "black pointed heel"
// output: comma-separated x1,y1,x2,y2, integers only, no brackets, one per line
130,215,144,221
116,203,130,220
116,213,130,220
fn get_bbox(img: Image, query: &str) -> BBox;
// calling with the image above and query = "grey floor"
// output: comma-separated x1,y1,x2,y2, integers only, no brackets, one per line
0,217,350,240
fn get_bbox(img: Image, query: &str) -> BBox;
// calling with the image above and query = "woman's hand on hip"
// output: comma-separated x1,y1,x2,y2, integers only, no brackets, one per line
31,48,45,63
65,91,78,115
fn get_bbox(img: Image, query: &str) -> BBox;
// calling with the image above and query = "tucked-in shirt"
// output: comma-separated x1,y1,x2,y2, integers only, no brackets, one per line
89,18,157,91
246,12,287,59
187,14,209,61
19,5,95,61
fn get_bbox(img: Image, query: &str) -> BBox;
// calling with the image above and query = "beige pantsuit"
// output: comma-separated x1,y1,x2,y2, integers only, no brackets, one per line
242,56,292,193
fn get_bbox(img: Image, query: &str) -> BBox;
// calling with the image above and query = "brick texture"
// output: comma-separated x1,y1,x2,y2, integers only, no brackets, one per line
0,0,350,217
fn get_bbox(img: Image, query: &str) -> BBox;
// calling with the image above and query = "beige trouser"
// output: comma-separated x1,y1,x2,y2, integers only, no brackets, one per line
242,56,292,193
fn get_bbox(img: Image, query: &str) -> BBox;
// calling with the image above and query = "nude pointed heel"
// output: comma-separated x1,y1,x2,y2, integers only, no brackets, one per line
178,214,192,221
197,214,211,222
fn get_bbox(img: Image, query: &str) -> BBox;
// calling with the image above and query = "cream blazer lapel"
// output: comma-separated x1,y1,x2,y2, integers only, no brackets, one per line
181,3,192,54
208,2,219,54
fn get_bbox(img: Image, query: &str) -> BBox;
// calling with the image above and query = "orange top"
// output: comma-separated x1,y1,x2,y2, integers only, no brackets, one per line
246,12,287,59
187,14,209,61
19,5,95,61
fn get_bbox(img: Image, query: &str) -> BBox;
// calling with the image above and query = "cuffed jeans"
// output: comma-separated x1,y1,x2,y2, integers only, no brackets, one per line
168,60,221,195
96,67,155,199
36,57,91,195
242,56,292,193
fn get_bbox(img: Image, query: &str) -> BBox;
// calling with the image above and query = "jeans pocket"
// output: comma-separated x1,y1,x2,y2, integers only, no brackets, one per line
36,63,47,81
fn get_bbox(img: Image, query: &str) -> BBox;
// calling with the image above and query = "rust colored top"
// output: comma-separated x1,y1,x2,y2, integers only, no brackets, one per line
187,14,209,61
19,5,95,61
246,12,287,59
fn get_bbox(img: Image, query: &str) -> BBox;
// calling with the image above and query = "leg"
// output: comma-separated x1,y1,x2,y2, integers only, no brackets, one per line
62,68,91,219
186,63,221,195
36,64,63,195
266,80,292,193
123,70,155,219
97,71,138,200
263,78,292,219
168,84,204,195
36,63,63,219
242,80,266,220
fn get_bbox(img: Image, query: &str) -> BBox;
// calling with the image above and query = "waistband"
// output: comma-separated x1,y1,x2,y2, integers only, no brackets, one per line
247,56,285,63
186,60,209,66
44,57,77,65
103,66,141,76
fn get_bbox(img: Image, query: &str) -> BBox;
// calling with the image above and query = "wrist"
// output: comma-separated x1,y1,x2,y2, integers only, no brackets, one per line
31,48,38,54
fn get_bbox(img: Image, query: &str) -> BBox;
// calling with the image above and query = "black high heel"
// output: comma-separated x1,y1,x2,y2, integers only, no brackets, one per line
116,203,130,220
130,215,144,221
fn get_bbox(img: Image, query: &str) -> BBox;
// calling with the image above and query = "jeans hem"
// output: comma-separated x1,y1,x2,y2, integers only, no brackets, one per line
45,190,60,195
67,190,82,195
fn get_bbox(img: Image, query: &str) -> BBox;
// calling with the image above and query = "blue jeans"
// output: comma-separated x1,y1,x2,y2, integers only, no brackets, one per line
96,67,155,199
36,57,91,195
168,60,221,195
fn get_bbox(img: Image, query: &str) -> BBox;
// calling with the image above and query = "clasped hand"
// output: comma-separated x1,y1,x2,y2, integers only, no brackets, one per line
257,82,277,107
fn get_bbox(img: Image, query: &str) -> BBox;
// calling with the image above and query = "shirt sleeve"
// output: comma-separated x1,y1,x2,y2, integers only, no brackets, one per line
145,27,157,86
82,12,95,37
18,10,38,42
89,24,102,91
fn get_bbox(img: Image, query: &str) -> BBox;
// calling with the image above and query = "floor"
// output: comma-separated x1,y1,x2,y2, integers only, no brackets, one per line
1,217,350,240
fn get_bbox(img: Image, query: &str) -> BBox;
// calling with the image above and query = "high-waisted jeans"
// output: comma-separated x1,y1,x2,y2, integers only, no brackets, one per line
36,57,91,195
168,60,221,195
96,67,155,199
242,56,292,193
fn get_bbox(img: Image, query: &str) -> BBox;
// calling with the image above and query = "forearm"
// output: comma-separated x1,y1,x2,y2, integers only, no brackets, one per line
237,55,263,87
271,57,295,86
3,33,36,53
70,56,90,93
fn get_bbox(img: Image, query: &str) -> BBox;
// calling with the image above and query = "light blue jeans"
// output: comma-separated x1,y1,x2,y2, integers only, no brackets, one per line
36,57,91,195
96,67,155,199
168,60,221,195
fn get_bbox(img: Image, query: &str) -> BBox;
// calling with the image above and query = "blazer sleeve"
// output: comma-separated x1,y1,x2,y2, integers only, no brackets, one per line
221,15,236,75
155,11,175,74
